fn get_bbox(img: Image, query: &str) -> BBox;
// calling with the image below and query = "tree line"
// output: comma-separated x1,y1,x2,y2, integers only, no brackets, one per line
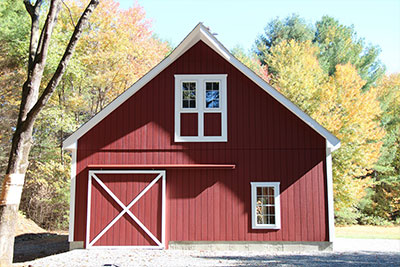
0,2,398,232
236,14,399,225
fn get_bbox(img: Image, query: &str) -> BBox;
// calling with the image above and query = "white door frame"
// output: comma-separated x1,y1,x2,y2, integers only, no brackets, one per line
86,170,166,249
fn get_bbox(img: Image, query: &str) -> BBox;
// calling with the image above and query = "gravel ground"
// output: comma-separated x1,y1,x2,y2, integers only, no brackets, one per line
13,238,400,267
13,249,400,267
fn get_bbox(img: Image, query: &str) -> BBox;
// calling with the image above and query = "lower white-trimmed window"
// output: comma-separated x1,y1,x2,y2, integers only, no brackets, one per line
251,182,281,229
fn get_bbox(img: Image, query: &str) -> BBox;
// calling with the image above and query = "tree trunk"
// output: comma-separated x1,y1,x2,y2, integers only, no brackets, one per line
0,123,34,266
0,1,99,265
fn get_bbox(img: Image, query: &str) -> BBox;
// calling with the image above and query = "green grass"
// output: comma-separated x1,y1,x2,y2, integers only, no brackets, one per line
335,225,400,239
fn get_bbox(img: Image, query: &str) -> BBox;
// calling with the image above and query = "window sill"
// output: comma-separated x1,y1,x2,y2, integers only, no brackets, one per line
175,135,227,142
252,225,281,230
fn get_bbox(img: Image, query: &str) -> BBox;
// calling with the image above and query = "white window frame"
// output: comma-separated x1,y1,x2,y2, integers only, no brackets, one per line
175,74,227,142
251,182,281,229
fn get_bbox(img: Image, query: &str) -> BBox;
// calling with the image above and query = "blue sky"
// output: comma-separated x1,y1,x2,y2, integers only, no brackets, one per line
117,0,400,74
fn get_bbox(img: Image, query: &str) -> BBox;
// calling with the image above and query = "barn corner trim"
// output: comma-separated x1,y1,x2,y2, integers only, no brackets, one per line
62,22,340,152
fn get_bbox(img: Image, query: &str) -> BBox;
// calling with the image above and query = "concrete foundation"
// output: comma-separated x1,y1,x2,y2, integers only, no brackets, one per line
168,241,333,252
69,241,84,250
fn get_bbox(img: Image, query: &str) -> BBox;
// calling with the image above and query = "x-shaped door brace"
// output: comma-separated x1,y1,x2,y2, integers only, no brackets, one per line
86,170,166,249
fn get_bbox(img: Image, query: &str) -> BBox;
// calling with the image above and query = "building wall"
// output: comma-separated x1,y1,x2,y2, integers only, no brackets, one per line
74,41,328,245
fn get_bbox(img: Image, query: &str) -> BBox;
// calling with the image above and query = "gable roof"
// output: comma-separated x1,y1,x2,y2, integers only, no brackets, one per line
63,23,340,152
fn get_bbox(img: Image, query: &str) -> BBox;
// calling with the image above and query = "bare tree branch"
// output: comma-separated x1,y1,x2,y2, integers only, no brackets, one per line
62,0,76,28
18,0,61,125
33,0,62,72
24,0,43,72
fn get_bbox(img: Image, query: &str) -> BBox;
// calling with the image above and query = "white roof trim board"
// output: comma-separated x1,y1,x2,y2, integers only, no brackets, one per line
63,23,340,151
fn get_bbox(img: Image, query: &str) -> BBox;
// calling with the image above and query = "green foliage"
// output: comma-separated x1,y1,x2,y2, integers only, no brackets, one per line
358,74,400,222
358,214,393,226
231,46,269,82
21,158,71,230
255,14,314,66
255,15,385,89
335,207,360,226
0,0,30,62
315,16,384,89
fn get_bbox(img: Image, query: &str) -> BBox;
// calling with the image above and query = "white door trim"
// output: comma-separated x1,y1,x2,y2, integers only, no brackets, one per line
86,170,166,249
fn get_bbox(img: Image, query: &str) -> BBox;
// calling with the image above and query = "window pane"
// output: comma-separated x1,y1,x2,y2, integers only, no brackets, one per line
269,187,275,196
206,91,219,108
270,216,275,224
261,206,268,215
205,82,220,108
213,82,219,90
182,82,196,109
258,215,263,224
257,197,267,205
269,196,275,205
270,206,275,215
257,187,262,196
262,187,268,195
263,216,268,224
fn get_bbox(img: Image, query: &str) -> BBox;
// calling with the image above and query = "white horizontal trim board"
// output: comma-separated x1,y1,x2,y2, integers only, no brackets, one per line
86,170,166,249
62,23,340,152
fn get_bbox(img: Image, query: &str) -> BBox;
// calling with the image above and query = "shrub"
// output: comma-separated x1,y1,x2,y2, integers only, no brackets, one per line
335,206,360,225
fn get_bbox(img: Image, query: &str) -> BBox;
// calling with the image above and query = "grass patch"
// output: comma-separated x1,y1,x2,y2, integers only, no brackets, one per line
336,225,400,239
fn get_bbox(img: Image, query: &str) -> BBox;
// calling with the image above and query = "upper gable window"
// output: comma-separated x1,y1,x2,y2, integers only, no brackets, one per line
175,74,227,142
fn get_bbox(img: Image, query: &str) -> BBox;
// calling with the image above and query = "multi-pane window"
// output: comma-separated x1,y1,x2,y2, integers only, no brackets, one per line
182,82,196,108
175,74,227,142
205,82,219,108
251,182,281,229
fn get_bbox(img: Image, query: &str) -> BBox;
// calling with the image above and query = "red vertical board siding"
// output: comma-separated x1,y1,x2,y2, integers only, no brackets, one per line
204,113,221,136
74,40,329,246
180,113,198,136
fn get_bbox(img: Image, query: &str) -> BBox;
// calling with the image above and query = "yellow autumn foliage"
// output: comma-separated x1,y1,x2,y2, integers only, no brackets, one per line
267,40,326,115
266,41,384,212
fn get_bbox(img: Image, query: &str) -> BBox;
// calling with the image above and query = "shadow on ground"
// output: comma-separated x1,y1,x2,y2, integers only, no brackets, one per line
195,252,400,266
13,233,69,263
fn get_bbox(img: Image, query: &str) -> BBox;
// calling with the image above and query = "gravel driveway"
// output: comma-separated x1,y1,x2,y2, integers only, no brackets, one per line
13,237,400,267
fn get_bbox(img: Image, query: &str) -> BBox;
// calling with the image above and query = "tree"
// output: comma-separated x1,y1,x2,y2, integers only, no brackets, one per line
0,0,169,235
360,74,400,222
315,16,384,89
314,64,384,217
0,1,99,265
231,46,270,82
265,40,326,115
255,15,385,89
265,40,384,223
255,14,314,66
0,0,31,175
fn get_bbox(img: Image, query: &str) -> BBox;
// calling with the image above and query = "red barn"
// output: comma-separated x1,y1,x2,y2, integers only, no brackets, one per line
63,23,340,251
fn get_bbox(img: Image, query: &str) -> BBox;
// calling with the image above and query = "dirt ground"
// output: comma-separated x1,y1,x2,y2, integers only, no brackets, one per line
13,213,69,263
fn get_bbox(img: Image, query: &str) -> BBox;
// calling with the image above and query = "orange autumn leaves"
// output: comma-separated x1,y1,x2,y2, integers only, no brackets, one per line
57,0,170,112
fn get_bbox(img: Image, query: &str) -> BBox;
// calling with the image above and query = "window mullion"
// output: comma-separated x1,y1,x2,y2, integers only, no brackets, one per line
198,79,204,137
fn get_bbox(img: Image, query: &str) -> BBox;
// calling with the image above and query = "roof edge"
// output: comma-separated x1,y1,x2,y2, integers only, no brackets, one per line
63,22,340,152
